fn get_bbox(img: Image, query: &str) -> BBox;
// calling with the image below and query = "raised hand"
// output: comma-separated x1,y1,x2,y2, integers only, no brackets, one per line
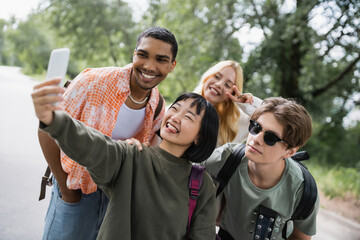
226,85,254,104
31,78,65,125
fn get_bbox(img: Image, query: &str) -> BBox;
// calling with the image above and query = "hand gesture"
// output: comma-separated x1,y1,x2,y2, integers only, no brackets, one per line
226,85,254,104
31,78,65,125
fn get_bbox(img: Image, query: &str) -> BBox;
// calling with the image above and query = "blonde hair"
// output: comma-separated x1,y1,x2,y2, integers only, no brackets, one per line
194,60,244,145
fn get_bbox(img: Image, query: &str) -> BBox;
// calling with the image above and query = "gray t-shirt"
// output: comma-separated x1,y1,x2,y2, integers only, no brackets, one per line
204,143,319,240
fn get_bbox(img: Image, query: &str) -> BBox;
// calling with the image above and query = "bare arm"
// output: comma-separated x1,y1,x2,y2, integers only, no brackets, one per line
38,130,81,203
33,78,81,203
288,227,312,240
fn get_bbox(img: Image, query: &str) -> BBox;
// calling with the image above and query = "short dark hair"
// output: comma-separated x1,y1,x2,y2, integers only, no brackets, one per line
136,26,178,62
168,93,219,163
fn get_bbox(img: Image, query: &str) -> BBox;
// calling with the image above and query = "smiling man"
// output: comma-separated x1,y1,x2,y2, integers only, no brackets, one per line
37,27,177,240
204,97,319,240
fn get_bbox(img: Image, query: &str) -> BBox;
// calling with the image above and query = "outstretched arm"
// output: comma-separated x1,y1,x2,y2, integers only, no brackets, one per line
32,78,125,187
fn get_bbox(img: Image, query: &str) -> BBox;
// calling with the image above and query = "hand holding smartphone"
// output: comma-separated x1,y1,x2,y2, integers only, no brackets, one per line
46,48,70,105
46,48,70,86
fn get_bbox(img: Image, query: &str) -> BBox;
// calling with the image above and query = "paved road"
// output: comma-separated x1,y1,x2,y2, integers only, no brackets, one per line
0,66,359,239
0,66,50,239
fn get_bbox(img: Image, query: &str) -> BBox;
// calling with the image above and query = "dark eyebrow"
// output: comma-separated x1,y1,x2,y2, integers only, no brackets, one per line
136,49,149,55
226,79,235,85
137,49,170,60
187,110,197,118
156,54,171,60
174,102,197,118
258,121,282,138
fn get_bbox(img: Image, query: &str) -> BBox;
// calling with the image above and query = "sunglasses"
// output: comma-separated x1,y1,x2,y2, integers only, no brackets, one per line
248,120,287,146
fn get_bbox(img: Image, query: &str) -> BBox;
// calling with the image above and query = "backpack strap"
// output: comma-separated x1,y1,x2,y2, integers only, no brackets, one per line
292,162,318,220
153,92,164,121
215,144,246,197
282,152,318,239
291,151,310,161
38,166,53,200
187,165,205,239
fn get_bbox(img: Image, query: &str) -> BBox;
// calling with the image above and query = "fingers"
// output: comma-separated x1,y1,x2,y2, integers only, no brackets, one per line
227,87,254,104
31,78,65,125
226,92,238,102
242,93,254,104
32,79,65,106
32,81,65,97
33,78,62,90
232,85,242,97
125,138,143,151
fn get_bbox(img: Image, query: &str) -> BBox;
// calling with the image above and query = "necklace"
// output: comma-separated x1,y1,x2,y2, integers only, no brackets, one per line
129,92,148,104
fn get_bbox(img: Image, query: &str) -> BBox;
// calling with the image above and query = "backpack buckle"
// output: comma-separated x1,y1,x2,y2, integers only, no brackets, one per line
190,189,199,200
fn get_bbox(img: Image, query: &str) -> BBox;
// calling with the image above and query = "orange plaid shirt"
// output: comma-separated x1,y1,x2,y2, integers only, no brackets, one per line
59,64,164,194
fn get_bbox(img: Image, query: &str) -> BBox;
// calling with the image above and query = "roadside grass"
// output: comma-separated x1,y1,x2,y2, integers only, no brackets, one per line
28,72,73,84
306,161,360,201
28,72,46,82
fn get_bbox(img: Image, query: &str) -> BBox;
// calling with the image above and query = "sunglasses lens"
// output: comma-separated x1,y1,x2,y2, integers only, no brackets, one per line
249,120,261,135
249,120,285,146
264,131,280,146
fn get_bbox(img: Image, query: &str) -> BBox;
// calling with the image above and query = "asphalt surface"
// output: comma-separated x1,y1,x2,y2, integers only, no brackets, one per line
0,66,359,239
0,66,50,239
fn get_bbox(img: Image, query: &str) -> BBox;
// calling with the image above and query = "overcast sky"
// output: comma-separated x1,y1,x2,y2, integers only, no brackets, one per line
0,0,42,20
0,0,148,21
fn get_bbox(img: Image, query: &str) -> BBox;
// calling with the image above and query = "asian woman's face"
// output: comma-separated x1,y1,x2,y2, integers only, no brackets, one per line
203,66,236,106
160,99,203,153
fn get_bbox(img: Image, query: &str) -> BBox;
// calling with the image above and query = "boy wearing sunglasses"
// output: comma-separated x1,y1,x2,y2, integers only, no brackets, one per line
204,97,319,240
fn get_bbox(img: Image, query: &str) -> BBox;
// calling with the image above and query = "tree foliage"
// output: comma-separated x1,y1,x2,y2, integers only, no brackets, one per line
143,0,243,98
146,0,360,167
39,0,137,68
1,0,359,167
2,15,52,74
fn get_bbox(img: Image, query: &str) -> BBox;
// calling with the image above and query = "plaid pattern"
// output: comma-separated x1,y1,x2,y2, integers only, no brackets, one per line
59,64,164,193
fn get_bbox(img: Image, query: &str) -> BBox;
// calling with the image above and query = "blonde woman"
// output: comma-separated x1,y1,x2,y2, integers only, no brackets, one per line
194,60,262,146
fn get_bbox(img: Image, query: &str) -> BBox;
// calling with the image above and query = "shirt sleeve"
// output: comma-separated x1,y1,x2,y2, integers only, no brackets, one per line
203,143,238,179
41,110,129,187
59,69,93,118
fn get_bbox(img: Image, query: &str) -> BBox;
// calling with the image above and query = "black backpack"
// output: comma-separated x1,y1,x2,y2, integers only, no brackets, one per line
215,143,318,239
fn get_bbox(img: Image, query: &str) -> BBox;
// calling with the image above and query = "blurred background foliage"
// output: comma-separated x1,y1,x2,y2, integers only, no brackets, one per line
0,0,359,199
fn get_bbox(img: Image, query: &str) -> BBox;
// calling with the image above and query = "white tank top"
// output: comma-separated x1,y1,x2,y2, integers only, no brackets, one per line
111,103,146,140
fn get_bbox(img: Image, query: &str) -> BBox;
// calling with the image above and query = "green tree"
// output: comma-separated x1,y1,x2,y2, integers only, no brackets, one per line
0,19,6,64
238,0,359,166
4,15,52,74
145,0,243,100
143,0,359,167
41,0,137,68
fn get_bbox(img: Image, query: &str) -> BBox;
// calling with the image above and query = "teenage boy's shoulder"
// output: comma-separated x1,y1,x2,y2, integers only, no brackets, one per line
203,143,239,177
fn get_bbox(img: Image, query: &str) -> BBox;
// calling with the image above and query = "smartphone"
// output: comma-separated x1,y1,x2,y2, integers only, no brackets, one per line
46,48,70,86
